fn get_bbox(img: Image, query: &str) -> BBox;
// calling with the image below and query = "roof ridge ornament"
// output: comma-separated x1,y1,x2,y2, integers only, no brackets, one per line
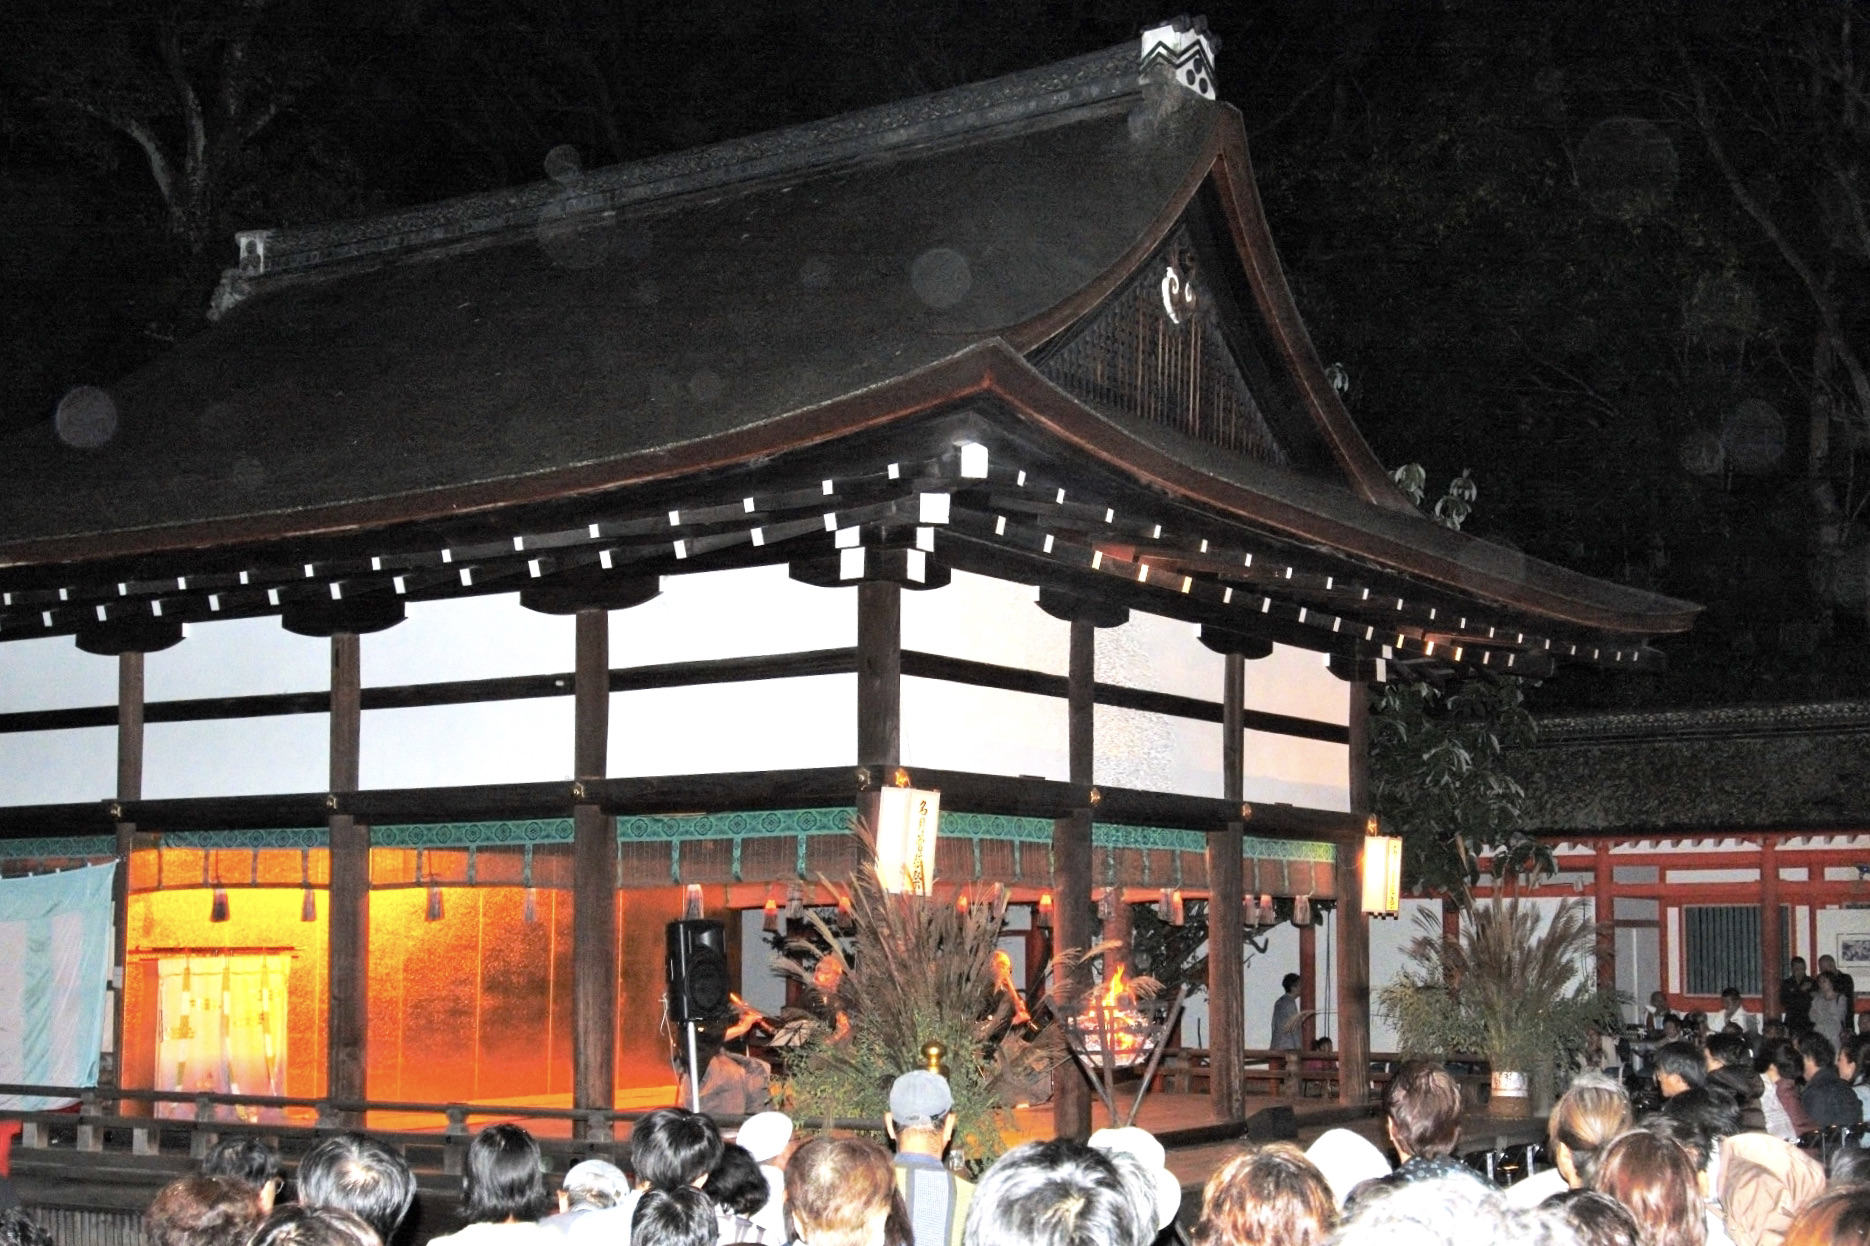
1139,16,1218,101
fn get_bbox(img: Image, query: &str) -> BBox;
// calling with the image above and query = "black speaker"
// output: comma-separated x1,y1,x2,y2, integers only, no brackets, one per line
1245,1105,1298,1142
666,919,730,1023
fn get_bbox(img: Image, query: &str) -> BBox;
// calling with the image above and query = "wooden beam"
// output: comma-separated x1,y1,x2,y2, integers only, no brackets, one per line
1595,843,1615,993
1335,681,1371,1108
857,582,901,768
107,652,144,1093
1762,835,1781,1022
1053,616,1095,1141
326,633,368,1119
1207,651,1246,1123
572,610,617,1132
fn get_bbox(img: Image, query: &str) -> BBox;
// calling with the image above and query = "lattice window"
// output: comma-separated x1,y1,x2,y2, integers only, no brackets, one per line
1038,229,1289,466
1684,904,1787,996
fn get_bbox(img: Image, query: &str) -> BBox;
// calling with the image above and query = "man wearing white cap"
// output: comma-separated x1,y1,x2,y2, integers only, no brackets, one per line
734,1112,793,1244
886,1070,973,1246
1085,1127,1181,1235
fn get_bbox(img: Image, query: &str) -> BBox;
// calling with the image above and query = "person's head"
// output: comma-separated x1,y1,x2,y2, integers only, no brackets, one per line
1383,1062,1463,1162
632,1109,725,1191
1766,1039,1804,1084
145,1176,265,1246
248,1206,379,1246
560,1159,630,1213
1641,1113,1714,1182
735,1112,794,1166
462,1124,546,1225
296,1133,417,1242
1720,987,1742,1011
1705,1031,1750,1072
1831,1145,1870,1188
1821,956,1840,975
705,1145,770,1219
885,1071,955,1156
1792,957,1809,978
962,1139,1154,1246
1592,1131,1706,1246
1544,1190,1642,1246
1548,1074,1634,1189
200,1138,284,1211
632,1187,718,1246
1799,1030,1837,1080
0,1210,51,1246
1843,1036,1868,1085
1650,991,1668,1010
1787,1187,1870,1246
1330,1176,1528,1246
1654,1090,1740,1158
1282,974,1301,997
1661,1017,1683,1041
1653,1042,1707,1098
1821,972,1842,1000
1191,1143,1335,1246
788,1137,903,1246
1312,1037,1333,1052
1766,1018,1790,1040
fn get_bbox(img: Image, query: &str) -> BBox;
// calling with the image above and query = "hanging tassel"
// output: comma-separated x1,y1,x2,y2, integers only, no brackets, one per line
522,844,537,923
1169,889,1186,926
762,896,780,932
1258,893,1275,926
299,846,316,922
785,880,805,922
683,883,704,920
1292,894,1312,927
1156,888,1172,920
426,882,444,922
210,886,229,923
1098,887,1117,921
1036,892,1053,927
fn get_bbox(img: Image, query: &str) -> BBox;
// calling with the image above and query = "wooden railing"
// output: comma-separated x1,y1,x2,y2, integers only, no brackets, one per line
1150,1049,1493,1104
0,1084,880,1174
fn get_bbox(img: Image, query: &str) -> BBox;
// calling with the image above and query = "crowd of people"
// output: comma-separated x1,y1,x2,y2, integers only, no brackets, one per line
10,1036,1870,1246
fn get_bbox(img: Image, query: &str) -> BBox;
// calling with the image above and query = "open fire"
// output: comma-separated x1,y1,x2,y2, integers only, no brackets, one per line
1065,966,1155,1068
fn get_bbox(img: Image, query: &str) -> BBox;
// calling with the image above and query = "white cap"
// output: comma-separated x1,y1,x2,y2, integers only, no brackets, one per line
1088,1126,1181,1231
735,1111,794,1163
1304,1128,1392,1208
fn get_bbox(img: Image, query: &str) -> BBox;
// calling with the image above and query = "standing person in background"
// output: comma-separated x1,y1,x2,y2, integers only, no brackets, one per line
1783,959,1815,1035
1813,975,1849,1051
885,1071,971,1246
1270,974,1305,1051
1645,992,1676,1036
1821,955,1857,1017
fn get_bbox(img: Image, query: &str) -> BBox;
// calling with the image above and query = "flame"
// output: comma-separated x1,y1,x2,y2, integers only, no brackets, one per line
1100,966,1129,1008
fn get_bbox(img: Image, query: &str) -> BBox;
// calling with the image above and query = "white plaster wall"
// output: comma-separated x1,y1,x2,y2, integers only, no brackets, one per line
1095,612,1222,700
364,594,572,684
143,716,330,799
0,635,117,711
612,565,854,662
0,727,115,805
147,616,327,699
1180,917,1339,1050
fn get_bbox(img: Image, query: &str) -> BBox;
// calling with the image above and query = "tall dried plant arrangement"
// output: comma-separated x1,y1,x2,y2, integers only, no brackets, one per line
1379,891,1623,1102
775,822,1061,1162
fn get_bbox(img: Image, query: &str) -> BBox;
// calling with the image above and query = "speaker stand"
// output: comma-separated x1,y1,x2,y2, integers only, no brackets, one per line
685,1019,702,1114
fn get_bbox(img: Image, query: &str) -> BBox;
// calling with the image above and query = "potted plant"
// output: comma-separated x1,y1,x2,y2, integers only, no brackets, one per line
1379,891,1623,1117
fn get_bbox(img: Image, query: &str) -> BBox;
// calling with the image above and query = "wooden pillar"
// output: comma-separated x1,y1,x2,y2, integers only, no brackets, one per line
1762,835,1782,1022
1052,617,1096,1140
326,633,368,1117
107,652,144,1092
1335,681,1372,1108
1207,651,1246,1123
572,609,617,1131
857,582,902,767
1594,843,1616,993
1100,889,1133,968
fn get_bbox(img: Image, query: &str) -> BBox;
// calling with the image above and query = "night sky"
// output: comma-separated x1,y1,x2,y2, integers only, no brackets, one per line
3,0,1863,712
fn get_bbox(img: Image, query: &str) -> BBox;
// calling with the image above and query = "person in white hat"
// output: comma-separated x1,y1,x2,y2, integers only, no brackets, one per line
887,1071,972,1246
1086,1126,1181,1234
734,1112,794,1243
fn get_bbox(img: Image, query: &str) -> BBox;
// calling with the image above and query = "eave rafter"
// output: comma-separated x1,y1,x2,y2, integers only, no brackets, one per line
0,423,1666,675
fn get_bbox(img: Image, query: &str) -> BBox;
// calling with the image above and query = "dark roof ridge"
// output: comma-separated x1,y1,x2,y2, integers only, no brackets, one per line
211,40,1141,315
1532,699,1870,745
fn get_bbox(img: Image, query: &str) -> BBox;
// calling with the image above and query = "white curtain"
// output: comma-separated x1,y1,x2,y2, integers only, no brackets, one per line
0,863,116,1110
155,953,289,1121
